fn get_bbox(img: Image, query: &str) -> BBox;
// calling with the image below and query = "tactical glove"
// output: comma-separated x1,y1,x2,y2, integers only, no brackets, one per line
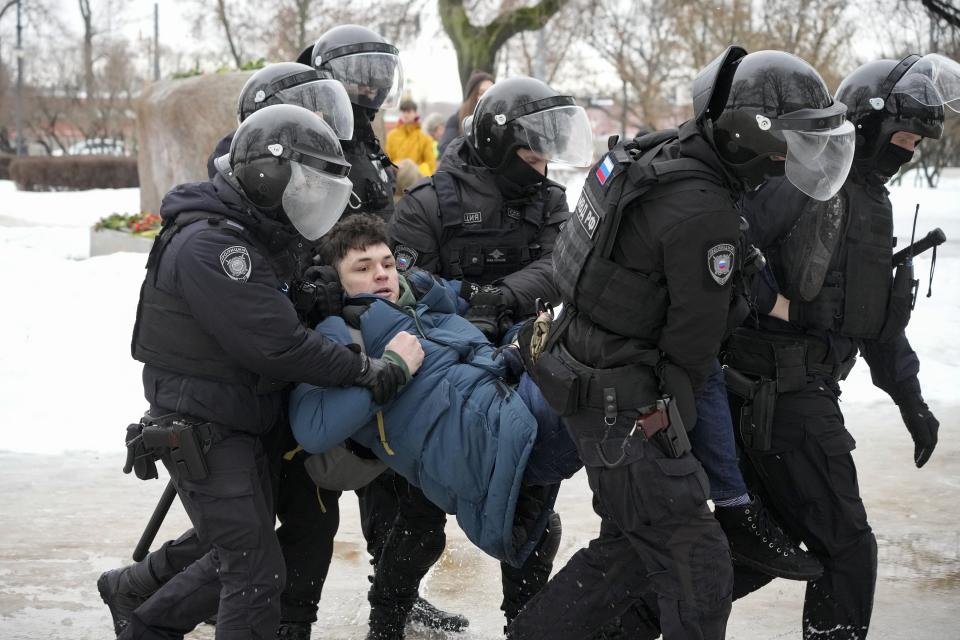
354,352,410,405
494,344,526,385
292,265,343,325
897,393,939,468
462,282,510,343
788,286,843,331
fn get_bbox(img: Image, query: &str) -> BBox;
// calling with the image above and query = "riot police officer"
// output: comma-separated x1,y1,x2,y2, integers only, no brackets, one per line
298,24,402,221
508,48,856,640
726,53,958,640
351,76,592,639
98,64,357,640
113,104,418,639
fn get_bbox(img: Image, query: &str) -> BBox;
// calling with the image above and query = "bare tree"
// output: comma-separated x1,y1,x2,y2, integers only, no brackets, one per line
438,0,569,89
79,0,95,96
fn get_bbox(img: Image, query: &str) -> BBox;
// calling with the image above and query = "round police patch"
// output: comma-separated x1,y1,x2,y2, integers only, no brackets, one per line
707,243,735,286
219,246,252,282
394,245,418,272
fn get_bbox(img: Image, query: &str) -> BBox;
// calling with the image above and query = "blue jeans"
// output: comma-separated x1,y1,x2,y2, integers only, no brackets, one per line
689,360,748,501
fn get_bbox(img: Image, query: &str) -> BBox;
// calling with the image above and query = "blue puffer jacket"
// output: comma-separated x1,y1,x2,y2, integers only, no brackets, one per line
289,272,548,567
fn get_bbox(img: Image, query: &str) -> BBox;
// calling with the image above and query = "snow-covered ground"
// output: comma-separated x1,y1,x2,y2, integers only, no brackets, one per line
0,176,958,639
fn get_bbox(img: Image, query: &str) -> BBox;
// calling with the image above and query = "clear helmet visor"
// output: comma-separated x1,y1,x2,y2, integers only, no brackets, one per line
281,162,353,241
276,79,354,140
782,120,856,201
513,105,594,167
326,52,404,111
891,53,960,113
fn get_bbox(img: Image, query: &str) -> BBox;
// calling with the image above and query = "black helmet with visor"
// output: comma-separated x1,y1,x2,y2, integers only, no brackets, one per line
237,62,354,140
304,25,403,112
695,48,855,201
225,104,353,241
469,76,594,170
836,54,959,163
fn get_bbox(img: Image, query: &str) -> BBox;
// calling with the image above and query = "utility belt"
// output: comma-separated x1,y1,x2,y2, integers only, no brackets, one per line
723,328,856,391
520,306,691,462
123,413,214,482
722,329,855,452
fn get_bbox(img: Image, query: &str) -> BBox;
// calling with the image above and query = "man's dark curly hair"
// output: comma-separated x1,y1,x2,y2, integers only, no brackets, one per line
317,213,390,266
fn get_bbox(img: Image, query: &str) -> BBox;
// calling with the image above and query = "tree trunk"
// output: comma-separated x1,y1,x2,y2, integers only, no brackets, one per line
438,0,568,92
79,0,95,97
216,0,244,68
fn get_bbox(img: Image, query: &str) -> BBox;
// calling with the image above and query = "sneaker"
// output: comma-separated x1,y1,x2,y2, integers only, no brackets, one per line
97,568,147,637
277,621,311,639
715,497,824,581
407,596,470,632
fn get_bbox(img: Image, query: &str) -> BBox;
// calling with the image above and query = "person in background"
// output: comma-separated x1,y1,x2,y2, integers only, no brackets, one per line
392,159,420,202
438,71,495,157
385,99,437,176
422,112,446,157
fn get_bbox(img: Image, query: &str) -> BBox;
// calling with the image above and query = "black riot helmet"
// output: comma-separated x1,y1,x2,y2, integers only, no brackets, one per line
224,104,353,241
694,48,855,201
468,76,594,171
835,54,959,163
237,62,354,139
299,25,403,111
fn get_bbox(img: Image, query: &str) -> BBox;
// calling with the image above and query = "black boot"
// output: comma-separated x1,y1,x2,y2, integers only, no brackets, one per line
277,621,312,639
367,606,407,640
407,596,470,632
97,561,161,637
715,496,824,581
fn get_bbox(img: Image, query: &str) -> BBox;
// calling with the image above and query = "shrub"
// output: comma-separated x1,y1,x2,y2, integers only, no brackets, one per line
0,153,14,180
9,156,139,191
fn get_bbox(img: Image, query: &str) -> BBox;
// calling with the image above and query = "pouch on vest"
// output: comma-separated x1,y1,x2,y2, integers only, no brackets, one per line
841,241,890,338
878,262,916,342
532,349,581,416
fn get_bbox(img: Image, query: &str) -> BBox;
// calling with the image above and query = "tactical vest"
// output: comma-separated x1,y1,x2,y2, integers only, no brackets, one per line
553,130,729,340
131,212,282,391
432,170,551,284
342,134,395,220
771,183,894,339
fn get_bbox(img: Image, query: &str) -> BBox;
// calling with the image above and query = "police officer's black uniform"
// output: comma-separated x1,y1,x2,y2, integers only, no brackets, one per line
726,53,953,639
358,78,580,637
508,48,857,640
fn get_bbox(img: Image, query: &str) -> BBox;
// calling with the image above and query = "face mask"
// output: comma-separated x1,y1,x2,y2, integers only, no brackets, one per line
497,151,545,188
874,142,915,178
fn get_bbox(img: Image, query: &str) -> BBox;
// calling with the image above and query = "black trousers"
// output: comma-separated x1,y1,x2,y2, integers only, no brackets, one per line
124,432,284,640
275,451,341,624
730,380,878,639
509,411,733,640
363,471,560,624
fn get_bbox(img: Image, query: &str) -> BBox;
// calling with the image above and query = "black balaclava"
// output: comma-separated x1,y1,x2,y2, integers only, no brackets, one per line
495,150,545,198
874,141,915,179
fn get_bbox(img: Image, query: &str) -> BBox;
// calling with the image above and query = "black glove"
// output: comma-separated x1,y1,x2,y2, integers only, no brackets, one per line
462,283,510,343
291,265,343,325
897,393,939,468
494,344,525,385
354,353,409,405
788,286,843,331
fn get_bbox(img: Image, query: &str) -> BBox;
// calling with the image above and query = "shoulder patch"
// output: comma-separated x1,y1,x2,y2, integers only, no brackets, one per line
595,154,615,185
394,244,418,272
707,243,736,286
220,246,252,282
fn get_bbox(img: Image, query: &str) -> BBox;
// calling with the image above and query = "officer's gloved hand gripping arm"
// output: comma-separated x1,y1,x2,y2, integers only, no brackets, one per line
861,333,939,468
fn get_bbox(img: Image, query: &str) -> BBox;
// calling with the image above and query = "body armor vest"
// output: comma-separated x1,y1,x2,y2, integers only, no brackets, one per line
131,212,271,389
432,170,548,284
342,129,395,220
771,182,893,339
553,130,728,340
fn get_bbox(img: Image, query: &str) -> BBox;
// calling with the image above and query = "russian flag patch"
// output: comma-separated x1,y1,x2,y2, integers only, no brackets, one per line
595,155,614,185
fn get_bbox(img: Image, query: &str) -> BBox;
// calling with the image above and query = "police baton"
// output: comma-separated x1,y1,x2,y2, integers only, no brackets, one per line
132,480,178,562
892,227,946,268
